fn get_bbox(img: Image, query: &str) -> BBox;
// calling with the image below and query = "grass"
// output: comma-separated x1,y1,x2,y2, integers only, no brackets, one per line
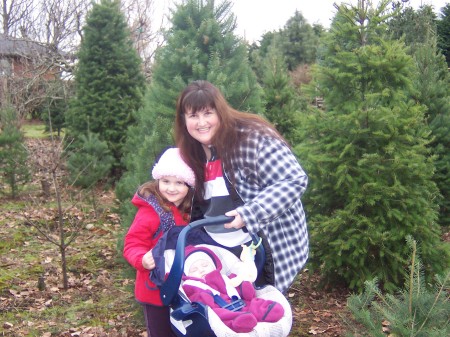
0,198,144,336
0,200,28,212
22,122,48,139
22,121,64,139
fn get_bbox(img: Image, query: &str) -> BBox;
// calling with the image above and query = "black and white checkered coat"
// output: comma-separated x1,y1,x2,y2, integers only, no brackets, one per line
227,126,309,293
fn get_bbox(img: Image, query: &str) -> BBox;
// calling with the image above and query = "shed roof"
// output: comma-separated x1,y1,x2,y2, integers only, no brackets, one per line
0,35,50,58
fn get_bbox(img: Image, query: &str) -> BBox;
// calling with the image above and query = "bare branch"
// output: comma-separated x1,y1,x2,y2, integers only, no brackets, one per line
121,0,168,78
1,0,37,37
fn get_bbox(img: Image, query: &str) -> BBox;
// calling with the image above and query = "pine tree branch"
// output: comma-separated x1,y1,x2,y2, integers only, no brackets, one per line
415,271,450,335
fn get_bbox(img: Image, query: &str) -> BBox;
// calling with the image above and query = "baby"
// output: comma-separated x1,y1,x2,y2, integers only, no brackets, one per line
182,245,284,333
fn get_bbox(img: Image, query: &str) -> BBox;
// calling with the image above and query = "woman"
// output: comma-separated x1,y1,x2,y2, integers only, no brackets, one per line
174,80,309,293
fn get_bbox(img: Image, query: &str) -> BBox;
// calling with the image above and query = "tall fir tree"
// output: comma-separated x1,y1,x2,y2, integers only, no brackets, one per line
65,0,145,177
297,0,448,292
388,5,437,53
280,11,320,70
389,5,450,226
437,3,450,67
116,0,263,218
260,39,304,145
411,37,450,228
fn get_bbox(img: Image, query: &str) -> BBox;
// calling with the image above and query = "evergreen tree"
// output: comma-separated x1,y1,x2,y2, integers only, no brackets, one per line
67,132,114,217
67,132,114,189
250,12,325,75
116,0,263,213
0,107,30,198
388,5,437,54
347,236,449,337
260,40,304,144
41,81,72,138
412,39,450,228
280,11,319,70
249,30,282,81
41,97,66,137
437,3,450,67
390,6,450,227
297,0,447,292
65,0,145,177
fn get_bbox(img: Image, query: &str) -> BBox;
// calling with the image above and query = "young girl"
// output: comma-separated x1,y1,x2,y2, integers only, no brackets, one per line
123,147,195,337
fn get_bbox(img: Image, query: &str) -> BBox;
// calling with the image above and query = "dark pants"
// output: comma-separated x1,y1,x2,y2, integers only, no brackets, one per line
142,304,176,337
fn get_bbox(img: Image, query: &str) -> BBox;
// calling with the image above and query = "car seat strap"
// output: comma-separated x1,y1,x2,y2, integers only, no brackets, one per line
213,294,245,311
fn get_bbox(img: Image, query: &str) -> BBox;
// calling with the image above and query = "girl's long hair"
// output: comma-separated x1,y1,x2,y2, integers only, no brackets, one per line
174,80,286,200
138,181,193,221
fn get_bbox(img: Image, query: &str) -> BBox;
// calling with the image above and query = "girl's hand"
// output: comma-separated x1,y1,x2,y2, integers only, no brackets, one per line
224,210,245,229
142,250,155,270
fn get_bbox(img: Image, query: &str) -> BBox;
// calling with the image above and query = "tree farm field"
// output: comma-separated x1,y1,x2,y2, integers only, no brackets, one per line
5,123,447,336
0,180,350,337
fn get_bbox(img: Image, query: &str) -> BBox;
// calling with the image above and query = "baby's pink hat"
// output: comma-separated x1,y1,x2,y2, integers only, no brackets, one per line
152,148,195,187
184,245,222,275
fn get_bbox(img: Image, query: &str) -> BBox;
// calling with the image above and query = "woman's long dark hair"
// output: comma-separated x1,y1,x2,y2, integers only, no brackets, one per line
174,80,286,200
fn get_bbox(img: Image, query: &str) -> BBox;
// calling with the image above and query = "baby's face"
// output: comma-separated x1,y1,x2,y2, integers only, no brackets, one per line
187,258,215,278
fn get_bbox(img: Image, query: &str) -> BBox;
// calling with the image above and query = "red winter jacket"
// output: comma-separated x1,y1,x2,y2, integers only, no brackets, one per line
123,193,188,305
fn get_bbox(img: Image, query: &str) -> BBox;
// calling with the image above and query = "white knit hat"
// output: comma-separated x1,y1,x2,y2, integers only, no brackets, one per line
184,245,222,275
151,148,195,187
184,251,215,275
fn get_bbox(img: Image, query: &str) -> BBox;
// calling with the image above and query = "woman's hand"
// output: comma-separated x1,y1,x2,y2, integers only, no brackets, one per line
224,210,245,229
142,249,155,270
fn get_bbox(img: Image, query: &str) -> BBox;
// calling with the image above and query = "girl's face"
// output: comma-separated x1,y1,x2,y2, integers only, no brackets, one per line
158,176,190,206
187,258,215,279
185,107,220,147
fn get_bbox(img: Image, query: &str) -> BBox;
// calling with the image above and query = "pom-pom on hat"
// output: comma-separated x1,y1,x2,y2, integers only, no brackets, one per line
184,245,222,275
152,148,195,187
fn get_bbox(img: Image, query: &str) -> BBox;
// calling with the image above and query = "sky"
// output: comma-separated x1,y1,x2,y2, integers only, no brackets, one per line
231,0,449,42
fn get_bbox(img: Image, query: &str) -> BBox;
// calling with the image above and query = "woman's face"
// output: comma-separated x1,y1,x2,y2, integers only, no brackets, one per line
184,107,220,146
158,176,190,206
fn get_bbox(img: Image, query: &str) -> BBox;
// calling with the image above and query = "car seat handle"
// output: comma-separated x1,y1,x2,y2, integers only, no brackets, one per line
160,215,235,306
